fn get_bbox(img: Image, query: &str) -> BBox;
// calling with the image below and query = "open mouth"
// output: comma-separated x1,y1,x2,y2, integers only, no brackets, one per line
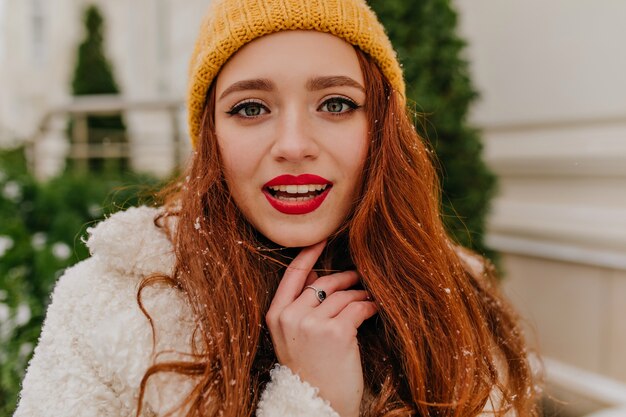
263,174,333,215
265,184,331,202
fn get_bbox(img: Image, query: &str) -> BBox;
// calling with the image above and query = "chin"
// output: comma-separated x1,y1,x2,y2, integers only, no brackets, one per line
260,227,329,248
266,234,324,248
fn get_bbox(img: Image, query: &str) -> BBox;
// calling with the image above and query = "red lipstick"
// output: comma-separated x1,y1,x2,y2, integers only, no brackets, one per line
263,174,332,215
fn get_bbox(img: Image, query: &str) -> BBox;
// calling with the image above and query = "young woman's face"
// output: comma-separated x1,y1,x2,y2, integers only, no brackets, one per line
214,30,368,247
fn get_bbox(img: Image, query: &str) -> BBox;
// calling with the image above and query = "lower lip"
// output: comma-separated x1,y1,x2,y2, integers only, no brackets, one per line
263,187,331,215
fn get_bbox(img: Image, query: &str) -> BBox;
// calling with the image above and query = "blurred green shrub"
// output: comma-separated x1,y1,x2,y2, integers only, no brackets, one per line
0,147,161,415
70,4,128,173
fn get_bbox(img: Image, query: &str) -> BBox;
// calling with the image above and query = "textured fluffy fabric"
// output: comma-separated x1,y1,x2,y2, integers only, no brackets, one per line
14,206,339,417
257,365,340,417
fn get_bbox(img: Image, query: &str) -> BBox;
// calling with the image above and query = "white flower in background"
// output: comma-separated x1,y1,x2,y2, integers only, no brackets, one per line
19,342,34,358
2,180,22,202
15,303,31,326
0,302,9,323
0,289,7,301
31,232,47,250
51,242,71,260
0,235,14,257
0,309,12,343
88,204,103,218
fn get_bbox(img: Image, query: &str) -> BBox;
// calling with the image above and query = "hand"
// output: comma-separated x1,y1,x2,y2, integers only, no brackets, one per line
265,241,378,417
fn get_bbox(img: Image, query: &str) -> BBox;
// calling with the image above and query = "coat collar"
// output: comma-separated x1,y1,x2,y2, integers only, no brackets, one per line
85,206,175,277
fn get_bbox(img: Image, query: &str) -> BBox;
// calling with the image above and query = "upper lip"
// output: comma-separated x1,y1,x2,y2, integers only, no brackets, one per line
264,174,332,188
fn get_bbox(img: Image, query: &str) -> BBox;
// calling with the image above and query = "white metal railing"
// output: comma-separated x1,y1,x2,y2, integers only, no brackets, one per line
584,407,626,417
486,234,626,271
544,357,626,416
26,95,186,179
478,114,626,135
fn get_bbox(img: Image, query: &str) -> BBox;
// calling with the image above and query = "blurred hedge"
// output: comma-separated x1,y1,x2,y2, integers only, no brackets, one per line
0,147,161,415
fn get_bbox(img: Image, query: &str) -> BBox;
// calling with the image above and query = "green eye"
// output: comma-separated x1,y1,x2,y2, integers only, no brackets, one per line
242,104,263,116
320,97,359,114
228,101,269,118
327,101,345,112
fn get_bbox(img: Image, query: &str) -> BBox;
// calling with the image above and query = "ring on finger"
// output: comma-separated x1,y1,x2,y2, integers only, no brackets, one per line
303,285,327,303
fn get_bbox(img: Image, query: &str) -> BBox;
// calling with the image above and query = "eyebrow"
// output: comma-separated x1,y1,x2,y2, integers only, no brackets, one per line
306,76,365,93
219,78,274,100
218,75,365,100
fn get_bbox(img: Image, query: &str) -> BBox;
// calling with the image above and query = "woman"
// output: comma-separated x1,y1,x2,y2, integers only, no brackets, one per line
14,0,540,416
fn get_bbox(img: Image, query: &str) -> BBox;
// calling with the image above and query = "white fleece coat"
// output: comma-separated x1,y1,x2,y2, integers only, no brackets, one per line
14,206,340,417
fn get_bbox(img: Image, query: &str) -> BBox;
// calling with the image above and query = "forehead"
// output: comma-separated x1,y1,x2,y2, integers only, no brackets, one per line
215,30,364,94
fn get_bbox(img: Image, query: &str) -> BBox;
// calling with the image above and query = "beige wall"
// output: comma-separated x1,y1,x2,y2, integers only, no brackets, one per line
454,0,626,391
503,255,626,381
455,0,626,126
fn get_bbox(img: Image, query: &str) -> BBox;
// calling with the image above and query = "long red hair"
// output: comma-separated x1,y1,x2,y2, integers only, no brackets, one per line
136,47,540,417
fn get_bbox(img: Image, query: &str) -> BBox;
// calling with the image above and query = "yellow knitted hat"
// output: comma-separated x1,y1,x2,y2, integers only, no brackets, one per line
187,0,405,148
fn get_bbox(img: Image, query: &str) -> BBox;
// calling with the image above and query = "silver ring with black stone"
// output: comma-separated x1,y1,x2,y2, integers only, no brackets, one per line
303,285,327,303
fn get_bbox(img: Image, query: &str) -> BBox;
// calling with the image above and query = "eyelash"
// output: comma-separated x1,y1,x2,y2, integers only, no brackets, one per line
226,96,361,119
226,99,268,118
318,97,360,115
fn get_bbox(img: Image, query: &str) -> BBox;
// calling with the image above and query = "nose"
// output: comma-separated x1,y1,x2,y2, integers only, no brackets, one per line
270,107,319,163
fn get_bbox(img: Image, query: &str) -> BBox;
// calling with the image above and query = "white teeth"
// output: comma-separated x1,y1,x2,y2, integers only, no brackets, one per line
268,184,328,194
275,195,316,202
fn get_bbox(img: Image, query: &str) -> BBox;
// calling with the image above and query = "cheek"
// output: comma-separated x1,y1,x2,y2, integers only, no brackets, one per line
338,123,369,180
215,134,249,197
216,122,271,175
216,124,257,179
219,151,253,199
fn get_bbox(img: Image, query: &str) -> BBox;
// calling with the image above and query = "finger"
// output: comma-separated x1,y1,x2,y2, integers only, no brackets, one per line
313,270,360,292
299,271,320,307
295,270,359,308
334,301,378,328
303,270,319,287
311,290,371,318
270,241,326,311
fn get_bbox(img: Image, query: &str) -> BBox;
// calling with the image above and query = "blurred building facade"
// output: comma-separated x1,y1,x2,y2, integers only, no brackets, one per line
455,0,626,414
0,0,211,176
1,0,625,414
